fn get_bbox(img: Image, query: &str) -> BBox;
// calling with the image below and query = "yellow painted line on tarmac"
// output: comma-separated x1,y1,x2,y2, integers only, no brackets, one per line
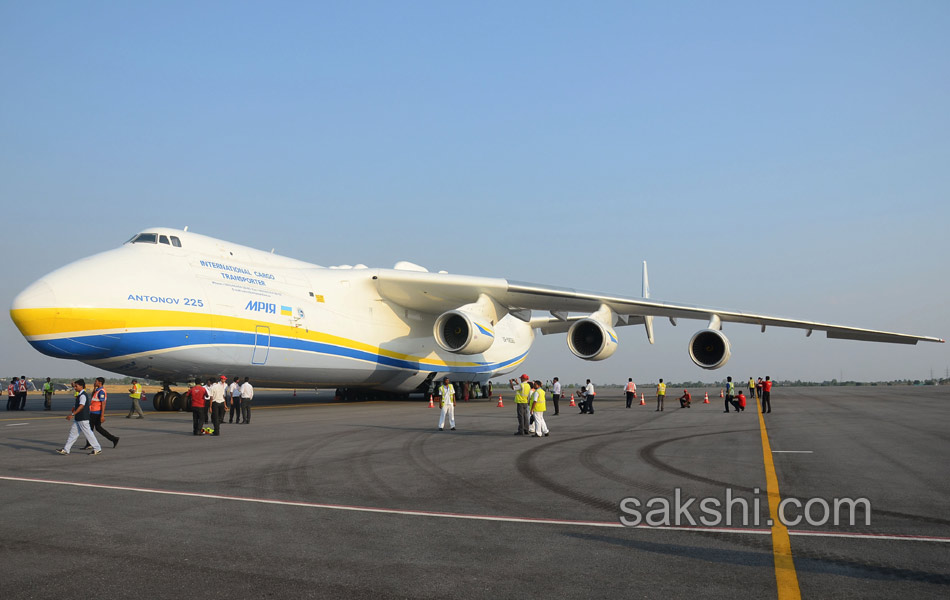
0,414,69,422
757,398,801,600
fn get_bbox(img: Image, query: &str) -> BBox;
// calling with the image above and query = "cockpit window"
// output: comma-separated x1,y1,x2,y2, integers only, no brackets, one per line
159,235,170,245
128,233,158,244
170,236,182,247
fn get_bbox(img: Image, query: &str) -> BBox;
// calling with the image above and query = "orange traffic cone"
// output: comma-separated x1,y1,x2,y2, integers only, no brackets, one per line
638,393,645,406
720,389,724,398
497,395,504,408
569,394,576,407
703,392,710,404
428,395,435,408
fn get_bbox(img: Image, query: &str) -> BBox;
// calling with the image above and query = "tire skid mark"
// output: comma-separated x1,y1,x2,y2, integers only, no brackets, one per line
578,437,669,497
515,412,673,515
402,430,515,512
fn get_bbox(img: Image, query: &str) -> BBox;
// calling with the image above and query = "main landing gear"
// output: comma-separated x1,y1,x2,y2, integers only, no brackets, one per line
151,383,190,412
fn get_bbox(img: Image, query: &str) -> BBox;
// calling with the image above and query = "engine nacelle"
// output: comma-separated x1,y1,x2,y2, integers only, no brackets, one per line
434,309,495,355
567,318,618,361
688,329,732,369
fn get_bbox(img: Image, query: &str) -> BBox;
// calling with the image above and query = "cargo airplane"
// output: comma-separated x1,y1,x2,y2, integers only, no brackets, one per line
10,227,944,409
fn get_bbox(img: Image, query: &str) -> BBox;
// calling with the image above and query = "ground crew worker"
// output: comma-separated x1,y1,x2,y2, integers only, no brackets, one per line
756,377,763,400
735,390,747,412
6,379,16,411
209,375,229,435
724,376,736,413
511,374,531,435
748,377,755,400
228,376,242,423
57,379,101,455
17,376,28,410
84,377,119,449
761,376,773,413
656,379,666,411
551,377,561,416
679,389,691,408
205,378,215,423
43,377,54,410
624,378,637,408
437,376,456,431
188,379,208,435
584,379,596,414
529,380,549,437
240,377,254,424
126,379,145,418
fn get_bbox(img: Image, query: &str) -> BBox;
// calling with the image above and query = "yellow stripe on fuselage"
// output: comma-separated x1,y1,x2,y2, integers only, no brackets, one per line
10,307,495,369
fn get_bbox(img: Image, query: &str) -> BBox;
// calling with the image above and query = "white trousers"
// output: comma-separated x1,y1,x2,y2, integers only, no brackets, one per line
438,402,455,429
64,420,101,453
531,411,548,436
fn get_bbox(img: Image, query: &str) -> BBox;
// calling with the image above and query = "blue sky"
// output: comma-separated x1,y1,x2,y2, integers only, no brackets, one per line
2,1,947,384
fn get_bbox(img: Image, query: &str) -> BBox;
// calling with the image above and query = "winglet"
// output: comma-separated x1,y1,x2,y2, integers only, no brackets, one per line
642,261,655,344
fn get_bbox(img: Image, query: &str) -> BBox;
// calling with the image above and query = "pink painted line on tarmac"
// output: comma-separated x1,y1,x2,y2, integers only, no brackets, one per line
0,475,622,528
1,476,947,543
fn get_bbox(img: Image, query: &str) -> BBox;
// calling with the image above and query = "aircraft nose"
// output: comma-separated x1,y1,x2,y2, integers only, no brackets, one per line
11,278,69,357
11,276,122,359
12,278,56,314
10,278,58,335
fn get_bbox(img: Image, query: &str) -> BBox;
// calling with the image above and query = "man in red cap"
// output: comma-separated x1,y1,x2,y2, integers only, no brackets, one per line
510,374,532,435
679,389,691,408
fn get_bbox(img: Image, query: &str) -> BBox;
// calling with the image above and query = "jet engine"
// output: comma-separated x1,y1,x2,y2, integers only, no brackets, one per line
567,318,618,361
688,329,732,369
433,296,500,355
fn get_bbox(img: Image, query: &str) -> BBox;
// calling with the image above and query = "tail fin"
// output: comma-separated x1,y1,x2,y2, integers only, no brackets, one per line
642,261,655,344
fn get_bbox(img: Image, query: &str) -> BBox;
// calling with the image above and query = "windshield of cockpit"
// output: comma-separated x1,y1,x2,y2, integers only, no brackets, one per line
125,233,181,247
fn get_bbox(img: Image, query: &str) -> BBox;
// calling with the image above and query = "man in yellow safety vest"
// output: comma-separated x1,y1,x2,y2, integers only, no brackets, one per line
529,380,549,437
511,374,531,435
126,379,145,418
43,377,54,411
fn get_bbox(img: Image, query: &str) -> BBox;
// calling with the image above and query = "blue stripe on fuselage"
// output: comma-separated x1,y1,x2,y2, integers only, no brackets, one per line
28,329,526,374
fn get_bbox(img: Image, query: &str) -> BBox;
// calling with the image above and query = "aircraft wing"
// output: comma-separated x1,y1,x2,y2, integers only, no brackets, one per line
375,270,944,345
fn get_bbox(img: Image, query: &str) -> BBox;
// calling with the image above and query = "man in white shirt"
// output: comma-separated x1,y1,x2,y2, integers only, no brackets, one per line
209,376,229,436
551,377,561,416
584,380,596,414
57,379,102,455
437,376,456,431
228,376,242,424
240,377,254,424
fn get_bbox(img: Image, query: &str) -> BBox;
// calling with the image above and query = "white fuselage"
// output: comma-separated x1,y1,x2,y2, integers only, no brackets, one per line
10,228,532,392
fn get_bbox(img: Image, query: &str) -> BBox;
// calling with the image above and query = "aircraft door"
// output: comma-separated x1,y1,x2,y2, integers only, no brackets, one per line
252,325,271,364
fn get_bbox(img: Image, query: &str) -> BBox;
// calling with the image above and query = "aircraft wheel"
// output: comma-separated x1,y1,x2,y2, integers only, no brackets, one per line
152,391,165,411
159,393,174,412
168,391,183,411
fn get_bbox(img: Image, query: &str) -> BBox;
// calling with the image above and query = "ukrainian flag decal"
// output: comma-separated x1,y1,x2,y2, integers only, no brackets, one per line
280,305,292,316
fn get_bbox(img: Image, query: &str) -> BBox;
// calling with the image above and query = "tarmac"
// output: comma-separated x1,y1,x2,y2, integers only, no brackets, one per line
1,385,948,599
